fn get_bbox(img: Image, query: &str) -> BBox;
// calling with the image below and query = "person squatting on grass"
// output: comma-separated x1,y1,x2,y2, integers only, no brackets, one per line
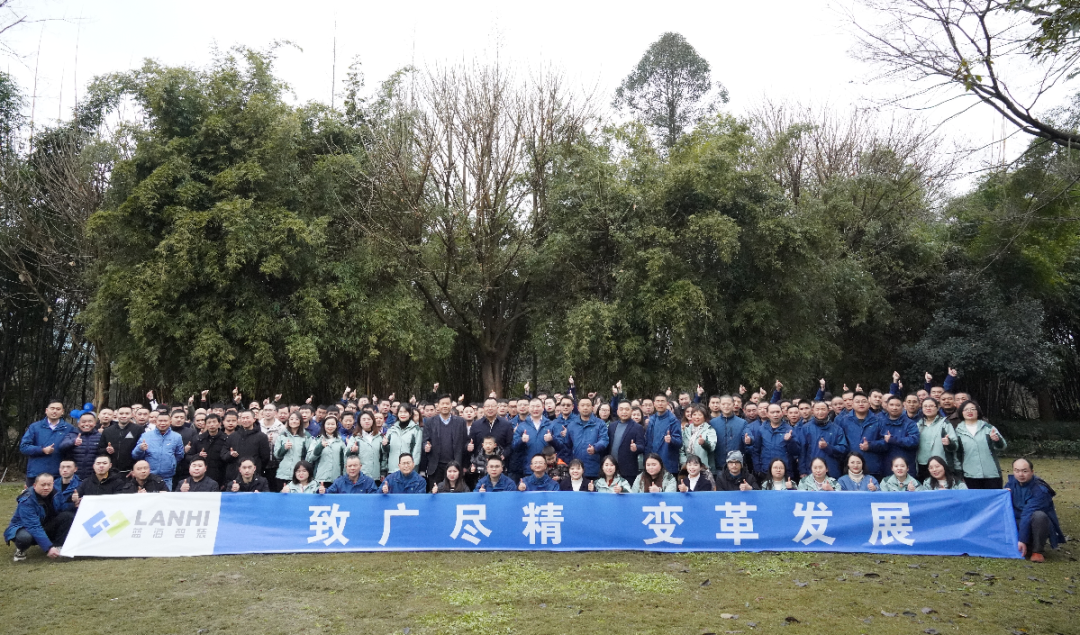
7,372,1062,562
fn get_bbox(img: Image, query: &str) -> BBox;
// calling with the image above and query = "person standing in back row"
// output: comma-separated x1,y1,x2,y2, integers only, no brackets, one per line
19,399,75,487
97,405,145,478
422,394,469,485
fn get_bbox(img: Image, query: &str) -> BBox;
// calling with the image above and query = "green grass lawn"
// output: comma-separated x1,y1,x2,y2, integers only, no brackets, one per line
1,458,1077,635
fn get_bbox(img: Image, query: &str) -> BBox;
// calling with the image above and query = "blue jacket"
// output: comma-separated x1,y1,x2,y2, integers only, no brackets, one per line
644,410,682,474
67,429,103,481
56,475,81,512
132,427,186,479
749,421,800,476
837,411,886,476
708,414,748,471
879,414,921,473
797,419,849,479
555,416,609,478
837,474,879,491
1007,475,1065,549
511,418,561,475
326,473,378,494
606,419,645,482
4,489,65,550
476,473,518,492
19,418,76,478
520,473,560,491
382,469,427,494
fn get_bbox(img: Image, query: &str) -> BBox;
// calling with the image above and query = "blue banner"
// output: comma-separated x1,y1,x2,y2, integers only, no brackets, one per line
63,490,1021,558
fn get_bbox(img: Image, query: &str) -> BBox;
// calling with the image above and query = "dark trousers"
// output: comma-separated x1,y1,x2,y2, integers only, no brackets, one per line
13,511,75,551
1027,511,1052,554
428,463,449,486
964,476,1003,489
916,464,931,482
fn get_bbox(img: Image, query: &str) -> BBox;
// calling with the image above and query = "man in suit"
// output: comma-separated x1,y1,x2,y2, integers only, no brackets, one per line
422,394,469,485
607,400,645,483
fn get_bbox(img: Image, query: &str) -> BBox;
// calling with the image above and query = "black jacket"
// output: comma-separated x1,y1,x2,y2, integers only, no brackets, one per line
96,423,146,473
76,472,125,497
716,468,758,492
559,477,594,492
221,427,271,482
119,473,169,494
606,419,646,482
170,425,197,479
470,417,515,453
227,475,269,492
422,415,469,471
179,476,220,492
190,431,229,485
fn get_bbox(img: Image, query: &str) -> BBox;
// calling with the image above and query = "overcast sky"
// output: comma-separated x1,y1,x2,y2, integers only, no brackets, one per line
4,0,1071,184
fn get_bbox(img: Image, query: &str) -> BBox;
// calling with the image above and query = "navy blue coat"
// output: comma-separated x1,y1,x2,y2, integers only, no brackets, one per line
606,419,645,482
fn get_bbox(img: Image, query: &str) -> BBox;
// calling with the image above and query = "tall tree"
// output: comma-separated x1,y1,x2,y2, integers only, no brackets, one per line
613,32,727,149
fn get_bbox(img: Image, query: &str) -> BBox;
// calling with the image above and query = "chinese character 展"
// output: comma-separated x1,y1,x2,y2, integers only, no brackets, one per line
869,502,915,546
792,502,835,546
378,502,419,546
308,504,351,546
642,502,684,545
715,501,758,545
450,504,492,545
522,502,564,545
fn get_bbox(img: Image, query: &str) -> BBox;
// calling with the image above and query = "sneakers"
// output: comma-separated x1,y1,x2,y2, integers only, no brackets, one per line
12,549,27,562
1030,552,1045,563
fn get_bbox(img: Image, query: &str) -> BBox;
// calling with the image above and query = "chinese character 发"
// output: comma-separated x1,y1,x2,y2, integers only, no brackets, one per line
642,502,684,545
522,502,564,545
715,501,758,545
792,502,835,546
450,504,492,545
869,502,914,546
308,504,351,546
378,502,419,546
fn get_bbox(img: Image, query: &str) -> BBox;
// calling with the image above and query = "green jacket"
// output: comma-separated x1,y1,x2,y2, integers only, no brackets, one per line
680,424,718,471
347,432,386,480
880,474,925,492
921,476,967,490
631,472,677,493
284,480,320,493
953,420,1006,478
309,436,348,482
273,430,312,481
797,475,839,491
593,474,631,493
384,420,423,470
916,415,957,466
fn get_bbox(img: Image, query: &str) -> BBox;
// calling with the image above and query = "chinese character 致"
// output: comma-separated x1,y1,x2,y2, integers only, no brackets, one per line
522,502,564,545
308,504,351,546
642,502,684,545
715,501,758,545
869,502,915,546
792,502,834,546
378,502,419,546
450,504,492,545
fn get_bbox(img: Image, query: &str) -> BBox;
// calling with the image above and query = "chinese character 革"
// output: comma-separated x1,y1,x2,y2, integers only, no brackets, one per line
715,501,758,545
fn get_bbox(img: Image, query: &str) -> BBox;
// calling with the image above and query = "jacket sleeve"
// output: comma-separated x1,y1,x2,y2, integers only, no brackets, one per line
943,373,956,393
829,429,848,458
551,425,568,451
132,433,148,460
221,435,237,464
19,425,44,457
889,382,900,397
814,388,824,401
899,421,920,449
702,426,717,452
770,389,782,404
667,421,682,449
173,437,186,461
17,498,54,551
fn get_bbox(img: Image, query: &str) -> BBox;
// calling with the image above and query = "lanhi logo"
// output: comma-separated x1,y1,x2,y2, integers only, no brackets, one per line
83,510,130,538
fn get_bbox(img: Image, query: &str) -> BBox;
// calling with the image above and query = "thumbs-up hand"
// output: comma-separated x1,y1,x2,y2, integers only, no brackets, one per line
948,367,958,377
775,380,783,391
479,484,486,492
561,427,567,437
140,441,149,452
382,435,389,447
200,448,207,458
856,383,862,393
819,378,826,388
432,484,439,494
739,479,752,491
285,439,293,450
697,435,705,446
649,484,662,493
784,430,792,441
868,480,878,491
629,439,637,452
924,371,933,383
424,441,432,453
739,385,746,395
907,480,917,492
859,437,869,451
884,430,892,443
184,442,191,453
818,438,827,449
518,479,527,491
467,439,474,452
201,389,210,400
696,384,704,396
613,484,623,493
382,482,389,494
146,390,155,401
230,447,239,457
940,434,950,447
544,430,553,442
74,435,82,447
280,483,289,493
231,481,240,492
322,438,330,448
786,477,795,489
892,371,900,382
990,427,1001,442
678,481,689,492
138,487,147,494
588,480,595,491
318,483,326,494
822,480,834,491
587,444,595,455
664,430,672,444
106,442,115,454
71,491,80,505
744,432,753,445
521,429,530,443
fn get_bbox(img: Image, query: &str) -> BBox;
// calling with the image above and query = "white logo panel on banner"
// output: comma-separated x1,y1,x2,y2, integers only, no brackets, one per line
63,493,221,557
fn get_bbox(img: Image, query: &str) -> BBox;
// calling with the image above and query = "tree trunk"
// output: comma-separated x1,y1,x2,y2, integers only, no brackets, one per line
1037,387,1056,421
480,350,505,398
93,347,110,408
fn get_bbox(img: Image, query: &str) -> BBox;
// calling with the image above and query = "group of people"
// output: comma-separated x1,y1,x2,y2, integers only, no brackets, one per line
6,371,1065,563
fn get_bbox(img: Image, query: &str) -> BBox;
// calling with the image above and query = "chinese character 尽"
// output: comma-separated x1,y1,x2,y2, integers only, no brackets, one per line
642,502,684,545
792,502,834,546
522,502,564,545
869,502,915,546
308,504,351,546
450,504,492,545
715,501,758,545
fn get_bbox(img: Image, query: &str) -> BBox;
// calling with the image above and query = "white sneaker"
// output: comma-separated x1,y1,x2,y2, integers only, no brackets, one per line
12,549,27,562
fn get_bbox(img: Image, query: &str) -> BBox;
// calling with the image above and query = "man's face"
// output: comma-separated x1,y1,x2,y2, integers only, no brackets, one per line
544,398,556,413
516,399,529,415
299,408,312,422
315,407,327,421
531,456,546,475
654,396,668,414
487,460,503,479
239,462,256,479
941,393,955,408
812,402,830,420
507,402,518,416
678,393,691,408
189,461,206,479
59,461,76,480
578,399,593,418
886,398,903,417
904,395,920,413
708,397,721,414
33,476,54,497
399,455,415,476
437,398,452,416
99,408,114,424
930,387,944,400
719,397,734,417
277,407,290,423
423,405,436,419
206,418,221,434
955,392,970,404
379,401,390,414
132,461,150,480
853,396,869,415
798,402,812,420
786,407,801,424
171,411,186,427
868,391,883,408
346,459,361,479
116,407,132,424
483,438,497,453
641,399,654,415
261,406,276,421
78,415,97,432
733,396,742,410
194,413,206,430
727,461,741,476
831,397,845,415
239,412,255,429
93,457,111,477
484,399,498,419
560,399,573,416
743,403,757,420
529,400,544,417
1012,460,1033,484
496,401,508,416
156,414,171,432
462,406,475,421
842,393,854,410
45,401,64,421
768,405,783,425
136,408,150,424
617,402,631,421
223,415,237,432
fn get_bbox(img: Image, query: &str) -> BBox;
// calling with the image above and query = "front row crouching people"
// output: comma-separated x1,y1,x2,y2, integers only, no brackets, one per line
381,453,427,494
432,460,471,493
476,456,517,492
5,473,75,561
1009,458,1065,563
762,458,797,490
631,453,677,492
227,458,269,492
326,456,378,494
177,457,220,492
798,457,839,491
120,460,169,493
594,456,631,493
880,456,922,492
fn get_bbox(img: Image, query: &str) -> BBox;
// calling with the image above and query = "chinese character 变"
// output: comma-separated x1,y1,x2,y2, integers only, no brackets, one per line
308,504,351,546
792,502,835,546
715,501,758,545
378,502,419,546
521,502,564,545
450,504,492,545
869,502,915,546
642,502,684,545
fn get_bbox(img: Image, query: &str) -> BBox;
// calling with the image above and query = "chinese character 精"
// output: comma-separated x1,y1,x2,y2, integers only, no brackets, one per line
522,502,564,545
